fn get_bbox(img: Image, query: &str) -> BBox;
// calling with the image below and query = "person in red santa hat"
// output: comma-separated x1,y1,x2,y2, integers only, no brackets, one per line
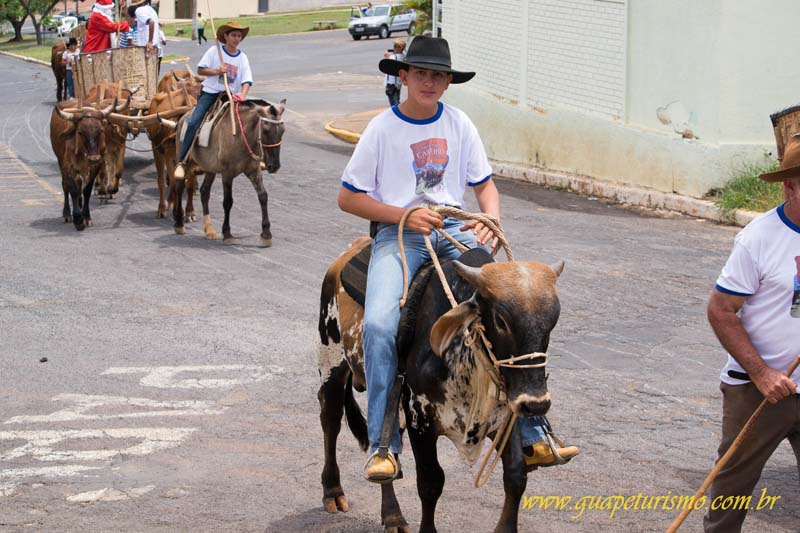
83,0,131,53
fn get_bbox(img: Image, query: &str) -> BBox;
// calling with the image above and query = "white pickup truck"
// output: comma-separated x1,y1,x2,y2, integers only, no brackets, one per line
348,4,416,41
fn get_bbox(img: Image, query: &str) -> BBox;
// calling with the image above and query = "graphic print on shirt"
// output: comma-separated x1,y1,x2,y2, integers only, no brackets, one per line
792,256,800,318
410,138,449,195
220,64,239,86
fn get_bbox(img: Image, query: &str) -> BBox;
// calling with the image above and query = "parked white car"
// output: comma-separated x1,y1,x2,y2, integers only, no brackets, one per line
348,4,416,41
57,16,78,35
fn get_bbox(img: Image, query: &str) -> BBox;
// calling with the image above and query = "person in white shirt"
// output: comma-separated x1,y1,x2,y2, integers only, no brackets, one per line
704,128,800,532
61,38,80,99
127,0,160,54
382,39,405,107
174,21,253,179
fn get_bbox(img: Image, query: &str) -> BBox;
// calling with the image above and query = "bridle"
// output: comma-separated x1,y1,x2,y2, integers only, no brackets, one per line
261,116,284,149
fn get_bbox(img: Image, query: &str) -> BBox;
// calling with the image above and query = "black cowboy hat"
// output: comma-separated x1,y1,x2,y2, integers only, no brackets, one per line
379,35,475,84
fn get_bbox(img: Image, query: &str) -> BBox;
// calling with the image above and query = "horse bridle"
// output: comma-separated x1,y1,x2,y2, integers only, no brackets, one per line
260,116,284,149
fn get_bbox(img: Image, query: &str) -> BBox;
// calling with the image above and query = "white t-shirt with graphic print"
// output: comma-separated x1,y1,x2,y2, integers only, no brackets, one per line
715,204,800,387
197,45,253,95
341,102,493,209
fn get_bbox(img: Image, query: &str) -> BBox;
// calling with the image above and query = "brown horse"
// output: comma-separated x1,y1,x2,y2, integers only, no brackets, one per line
50,42,66,101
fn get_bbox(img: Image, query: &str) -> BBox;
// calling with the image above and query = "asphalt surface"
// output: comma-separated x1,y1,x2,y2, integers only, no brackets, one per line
1,30,797,532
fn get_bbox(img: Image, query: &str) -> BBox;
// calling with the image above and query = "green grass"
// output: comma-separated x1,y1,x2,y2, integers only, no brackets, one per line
163,9,351,38
0,37,62,63
713,160,784,213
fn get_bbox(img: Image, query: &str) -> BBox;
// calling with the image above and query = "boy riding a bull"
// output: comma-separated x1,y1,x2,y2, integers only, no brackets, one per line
337,35,579,483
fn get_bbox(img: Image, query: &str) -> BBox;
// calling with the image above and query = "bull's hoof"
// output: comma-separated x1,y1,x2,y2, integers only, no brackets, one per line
74,222,86,231
157,211,167,219
258,237,272,248
322,494,349,514
64,215,72,223
175,226,186,235
85,219,93,227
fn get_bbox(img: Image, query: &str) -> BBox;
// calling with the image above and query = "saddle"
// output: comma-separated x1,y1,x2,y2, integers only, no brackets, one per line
339,243,492,357
178,100,230,148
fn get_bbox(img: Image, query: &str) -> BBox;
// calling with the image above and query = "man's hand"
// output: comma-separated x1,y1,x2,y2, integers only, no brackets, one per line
231,93,244,102
460,219,497,249
146,42,153,52
751,366,797,403
405,208,443,235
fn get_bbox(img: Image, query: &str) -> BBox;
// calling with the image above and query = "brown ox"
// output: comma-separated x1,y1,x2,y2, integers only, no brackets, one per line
50,99,117,230
147,71,203,219
159,99,286,245
156,68,203,94
50,42,66,102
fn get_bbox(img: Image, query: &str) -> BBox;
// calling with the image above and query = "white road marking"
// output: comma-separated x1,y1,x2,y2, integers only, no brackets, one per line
101,365,284,389
67,485,155,503
0,465,103,497
4,394,226,424
0,428,197,462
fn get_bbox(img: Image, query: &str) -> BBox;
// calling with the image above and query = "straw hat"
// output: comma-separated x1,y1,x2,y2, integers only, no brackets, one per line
216,20,250,43
760,135,800,182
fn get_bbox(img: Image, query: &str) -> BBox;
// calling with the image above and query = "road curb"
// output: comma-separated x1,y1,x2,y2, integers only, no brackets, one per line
492,161,761,227
0,50,49,67
324,120,361,144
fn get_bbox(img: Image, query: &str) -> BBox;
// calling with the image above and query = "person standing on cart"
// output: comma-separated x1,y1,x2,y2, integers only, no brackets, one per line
83,0,130,53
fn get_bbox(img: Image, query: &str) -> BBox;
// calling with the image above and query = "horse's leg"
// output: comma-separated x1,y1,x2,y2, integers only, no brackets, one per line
408,420,444,533
318,361,351,514
154,143,168,218
221,176,234,240
173,177,186,235
381,481,410,533
493,423,527,533
199,172,217,240
184,170,197,222
245,170,271,247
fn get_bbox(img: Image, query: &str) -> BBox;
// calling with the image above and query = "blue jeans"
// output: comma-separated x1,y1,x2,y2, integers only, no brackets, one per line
363,217,546,454
177,90,220,163
66,70,74,99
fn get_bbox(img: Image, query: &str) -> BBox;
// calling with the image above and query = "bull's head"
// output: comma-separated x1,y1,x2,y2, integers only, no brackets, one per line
430,260,564,418
258,99,286,174
56,99,116,165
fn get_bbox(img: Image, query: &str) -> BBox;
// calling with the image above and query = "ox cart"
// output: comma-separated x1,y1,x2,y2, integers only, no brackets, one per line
71,46,192,135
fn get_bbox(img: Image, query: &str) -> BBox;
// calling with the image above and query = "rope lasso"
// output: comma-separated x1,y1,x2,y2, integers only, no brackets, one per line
394,204,547,487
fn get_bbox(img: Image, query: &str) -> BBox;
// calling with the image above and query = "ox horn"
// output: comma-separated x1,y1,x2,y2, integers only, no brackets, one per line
453,261,484,289
172,71,182,82
550,260,565,277
100,97,117,118
114,94,132,113
157,114,177,130
56,105,77,122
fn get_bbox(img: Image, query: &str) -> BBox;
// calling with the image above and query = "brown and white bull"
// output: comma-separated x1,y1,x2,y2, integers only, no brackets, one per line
317,240,564,532
49,99,118,230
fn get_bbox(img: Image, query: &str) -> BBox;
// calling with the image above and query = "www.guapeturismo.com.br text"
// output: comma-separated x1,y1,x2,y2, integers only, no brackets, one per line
521,487,781,519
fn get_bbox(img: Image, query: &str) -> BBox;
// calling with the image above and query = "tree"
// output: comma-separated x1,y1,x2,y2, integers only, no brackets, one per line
0,0,28,42
18,0,61,44
403,0,431,34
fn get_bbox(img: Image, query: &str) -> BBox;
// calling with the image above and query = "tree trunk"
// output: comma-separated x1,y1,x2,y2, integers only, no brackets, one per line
31,17,42,45
9,17,28,42
191,0,197,41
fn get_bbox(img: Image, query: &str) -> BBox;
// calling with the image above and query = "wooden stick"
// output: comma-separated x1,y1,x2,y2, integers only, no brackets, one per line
204,0,236,136
666,354,800,532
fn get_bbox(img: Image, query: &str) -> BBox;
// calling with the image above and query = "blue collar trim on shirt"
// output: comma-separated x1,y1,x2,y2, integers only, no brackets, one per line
392,102,443,125
777,203,800,234
222,47,241,58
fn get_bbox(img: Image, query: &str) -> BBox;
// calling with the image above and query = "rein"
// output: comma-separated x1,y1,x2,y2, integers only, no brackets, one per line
397,204,548,488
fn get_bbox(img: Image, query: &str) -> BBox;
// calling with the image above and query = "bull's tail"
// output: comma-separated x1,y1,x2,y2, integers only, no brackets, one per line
343,373,369,452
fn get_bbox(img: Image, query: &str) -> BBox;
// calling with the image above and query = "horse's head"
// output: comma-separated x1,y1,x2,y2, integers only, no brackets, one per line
431,259,564,418
256,99,286,174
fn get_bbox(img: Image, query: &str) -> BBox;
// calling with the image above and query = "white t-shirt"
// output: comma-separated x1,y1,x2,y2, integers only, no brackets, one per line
341,102,493,209
715,204,800,387
197,45,253,95
135,5,161,49
63,49,79,71
384,53,404,87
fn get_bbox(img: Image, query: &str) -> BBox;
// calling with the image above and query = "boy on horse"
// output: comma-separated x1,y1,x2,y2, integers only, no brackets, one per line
337,35,579,482
174,21,253,179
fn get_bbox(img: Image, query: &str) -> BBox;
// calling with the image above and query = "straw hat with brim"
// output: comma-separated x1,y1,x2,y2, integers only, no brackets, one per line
379,35,475,84
760,135,800,182
127,0,147,8
217,21,250,43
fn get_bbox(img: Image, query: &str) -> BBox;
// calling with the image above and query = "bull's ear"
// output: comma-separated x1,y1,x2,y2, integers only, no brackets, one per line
429,300,479,357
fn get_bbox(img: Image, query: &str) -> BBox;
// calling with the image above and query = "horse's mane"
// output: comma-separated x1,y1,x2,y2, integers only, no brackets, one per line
770,104,800,127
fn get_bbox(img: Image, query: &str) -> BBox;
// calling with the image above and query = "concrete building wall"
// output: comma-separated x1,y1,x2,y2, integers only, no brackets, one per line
439,0,799,198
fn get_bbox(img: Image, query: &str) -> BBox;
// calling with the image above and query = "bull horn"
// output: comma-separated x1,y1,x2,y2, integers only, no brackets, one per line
452,261,484,289
56,105,76,121
157,114,177,130
100,97,117,117
550,260,565,278
114,94,131,113
184,63,195,78
172,71,182,82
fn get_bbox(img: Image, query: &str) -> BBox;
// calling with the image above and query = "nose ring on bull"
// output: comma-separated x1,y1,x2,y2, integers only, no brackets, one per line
510,393,551,417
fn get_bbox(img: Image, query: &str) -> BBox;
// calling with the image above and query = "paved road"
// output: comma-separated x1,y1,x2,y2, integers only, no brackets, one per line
0,30,796,533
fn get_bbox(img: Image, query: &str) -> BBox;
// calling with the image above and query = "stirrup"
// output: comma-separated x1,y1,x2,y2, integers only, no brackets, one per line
540,419,567,465
363,449,399,484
